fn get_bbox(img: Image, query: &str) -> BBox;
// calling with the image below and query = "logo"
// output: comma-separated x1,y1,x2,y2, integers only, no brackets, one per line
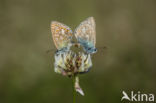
121,91,155,102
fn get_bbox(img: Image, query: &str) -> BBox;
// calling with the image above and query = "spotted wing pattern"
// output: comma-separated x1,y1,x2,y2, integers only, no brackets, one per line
74,17,96,52
51,21,73,51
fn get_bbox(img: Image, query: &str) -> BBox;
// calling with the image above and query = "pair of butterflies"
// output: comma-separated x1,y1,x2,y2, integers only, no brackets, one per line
51,17,97,54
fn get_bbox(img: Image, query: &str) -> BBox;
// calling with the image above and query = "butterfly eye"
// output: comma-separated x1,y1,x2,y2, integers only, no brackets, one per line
94,48,97,52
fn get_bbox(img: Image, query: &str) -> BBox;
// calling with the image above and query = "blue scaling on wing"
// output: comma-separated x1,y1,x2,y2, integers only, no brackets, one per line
74,17,97,54
77,37,97,54
51,21,73,54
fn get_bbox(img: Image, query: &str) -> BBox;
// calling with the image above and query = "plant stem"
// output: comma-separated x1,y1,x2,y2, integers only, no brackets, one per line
72,76,76,103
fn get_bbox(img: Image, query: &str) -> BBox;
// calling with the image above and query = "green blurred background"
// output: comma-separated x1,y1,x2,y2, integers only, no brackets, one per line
0,0,156,103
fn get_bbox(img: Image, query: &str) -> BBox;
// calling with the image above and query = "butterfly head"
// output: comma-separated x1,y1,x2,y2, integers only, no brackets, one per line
55,43,72,54
85,47,97,54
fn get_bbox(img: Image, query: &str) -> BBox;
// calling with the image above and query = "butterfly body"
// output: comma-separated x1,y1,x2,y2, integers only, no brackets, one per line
55,47,69,54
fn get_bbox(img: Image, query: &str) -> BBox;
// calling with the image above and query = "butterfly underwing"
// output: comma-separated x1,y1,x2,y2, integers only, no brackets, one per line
51,21,73,54
74,17,97,54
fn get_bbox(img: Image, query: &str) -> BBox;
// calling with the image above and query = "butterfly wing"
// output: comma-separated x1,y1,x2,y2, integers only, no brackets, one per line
51,21,73,51
74,17,96,53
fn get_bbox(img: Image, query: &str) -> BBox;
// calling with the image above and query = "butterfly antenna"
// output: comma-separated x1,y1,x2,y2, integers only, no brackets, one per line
46,48,56,54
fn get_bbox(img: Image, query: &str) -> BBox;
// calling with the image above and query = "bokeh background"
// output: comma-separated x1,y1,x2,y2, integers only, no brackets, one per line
0,0,156,103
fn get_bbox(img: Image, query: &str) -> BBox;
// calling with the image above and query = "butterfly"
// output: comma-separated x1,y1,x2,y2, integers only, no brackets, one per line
74,17,97,54
51,21,73,54
51,17,97,54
